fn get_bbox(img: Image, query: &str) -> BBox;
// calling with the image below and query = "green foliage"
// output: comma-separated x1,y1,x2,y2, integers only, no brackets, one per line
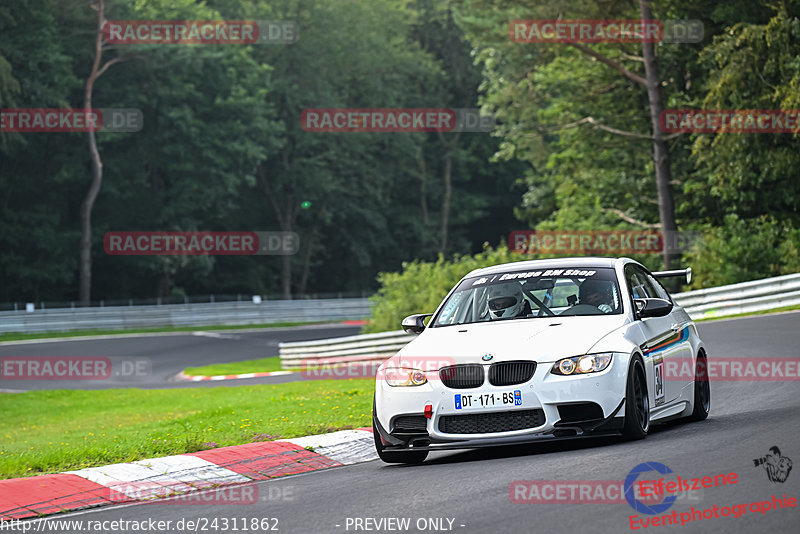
3,0,800,303
683,215,800,288
364,244,524,333
453,0,660,234
684,7,800,224
0,0,522,303
452,0,800,289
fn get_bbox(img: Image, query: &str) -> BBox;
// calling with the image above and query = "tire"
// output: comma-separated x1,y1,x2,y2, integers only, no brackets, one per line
373,419,428,464
622,356,650,440
688,352,710,421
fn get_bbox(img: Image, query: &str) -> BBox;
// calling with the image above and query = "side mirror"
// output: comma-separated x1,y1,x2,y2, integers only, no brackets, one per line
401,313,432,335
634,298,673,318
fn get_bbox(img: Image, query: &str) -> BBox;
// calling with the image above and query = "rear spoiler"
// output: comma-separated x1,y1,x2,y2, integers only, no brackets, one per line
652,267,692,285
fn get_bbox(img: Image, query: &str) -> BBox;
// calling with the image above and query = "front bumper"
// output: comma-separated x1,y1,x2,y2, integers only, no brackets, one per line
374,355,629,452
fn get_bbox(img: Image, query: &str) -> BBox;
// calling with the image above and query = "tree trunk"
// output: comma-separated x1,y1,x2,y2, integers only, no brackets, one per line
277,196,294,300
640,0,678,269
436,130,461,254
416,145,430,226
298,227,315,296
79,128,103,305
439,149,452,253
157,269,171,299
280,253,292,299
260,164,295,300
79,0,106,306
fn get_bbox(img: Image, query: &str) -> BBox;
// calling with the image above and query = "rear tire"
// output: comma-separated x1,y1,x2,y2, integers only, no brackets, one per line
373,420,428,464
622,356,649,440
688,352,710,421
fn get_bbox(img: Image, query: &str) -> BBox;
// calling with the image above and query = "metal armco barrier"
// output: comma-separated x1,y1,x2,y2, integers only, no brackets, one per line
279,331,415,369
672,272,800,319
0,298,372,334
279,272,800,367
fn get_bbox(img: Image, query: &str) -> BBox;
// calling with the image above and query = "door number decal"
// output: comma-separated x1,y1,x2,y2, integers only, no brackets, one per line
653,355,665,406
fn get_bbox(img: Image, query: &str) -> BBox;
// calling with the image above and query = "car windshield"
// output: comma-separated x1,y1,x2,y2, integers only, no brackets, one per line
432,267,622,326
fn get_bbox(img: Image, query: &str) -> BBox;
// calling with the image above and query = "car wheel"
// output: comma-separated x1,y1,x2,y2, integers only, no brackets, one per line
373,420,428,464
622,356,649,440
688,352,710,421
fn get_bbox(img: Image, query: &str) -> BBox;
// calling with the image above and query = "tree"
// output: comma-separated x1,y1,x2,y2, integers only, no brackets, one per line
638,0,678,268
0,0,81,303
686,4,800,224
79,0,125,305
453,0,685,267
245,0,443,297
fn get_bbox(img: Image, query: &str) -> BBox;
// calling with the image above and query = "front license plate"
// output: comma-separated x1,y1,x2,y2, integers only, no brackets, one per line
455,390,522,410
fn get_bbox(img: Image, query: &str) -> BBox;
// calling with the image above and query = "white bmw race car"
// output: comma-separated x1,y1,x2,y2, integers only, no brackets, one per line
373,257,710,464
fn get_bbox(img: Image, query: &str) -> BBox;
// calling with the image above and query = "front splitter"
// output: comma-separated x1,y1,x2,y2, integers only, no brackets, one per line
382,429,623,452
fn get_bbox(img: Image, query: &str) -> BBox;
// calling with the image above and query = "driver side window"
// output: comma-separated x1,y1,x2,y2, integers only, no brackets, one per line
625,265,658,300
645,272,672,302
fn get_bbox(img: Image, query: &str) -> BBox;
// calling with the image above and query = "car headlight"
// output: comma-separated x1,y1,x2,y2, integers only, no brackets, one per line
551,353,613,375
384,367,428,387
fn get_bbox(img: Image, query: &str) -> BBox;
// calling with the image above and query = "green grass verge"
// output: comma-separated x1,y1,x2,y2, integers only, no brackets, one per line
0,380,373,479
0,321,332,343
693,304,800,322
183,357,286,376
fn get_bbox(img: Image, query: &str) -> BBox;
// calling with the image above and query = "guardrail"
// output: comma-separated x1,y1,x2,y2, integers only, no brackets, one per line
673,272,800,319
279,331,414,369
6,272,797,342
279,272,800,368
0,298,372,334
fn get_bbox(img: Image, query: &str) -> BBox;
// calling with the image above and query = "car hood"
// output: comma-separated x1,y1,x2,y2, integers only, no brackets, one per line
394,315,629,365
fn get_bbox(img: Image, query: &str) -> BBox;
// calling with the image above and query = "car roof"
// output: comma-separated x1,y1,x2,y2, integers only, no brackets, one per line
463,257,629,279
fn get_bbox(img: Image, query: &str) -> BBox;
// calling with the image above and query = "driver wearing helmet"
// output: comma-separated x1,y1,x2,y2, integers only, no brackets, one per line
487,282,532,320
579,279,614,313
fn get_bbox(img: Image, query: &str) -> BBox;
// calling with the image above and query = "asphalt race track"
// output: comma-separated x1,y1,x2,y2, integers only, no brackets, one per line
0,324,361,391
25,311,800,533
